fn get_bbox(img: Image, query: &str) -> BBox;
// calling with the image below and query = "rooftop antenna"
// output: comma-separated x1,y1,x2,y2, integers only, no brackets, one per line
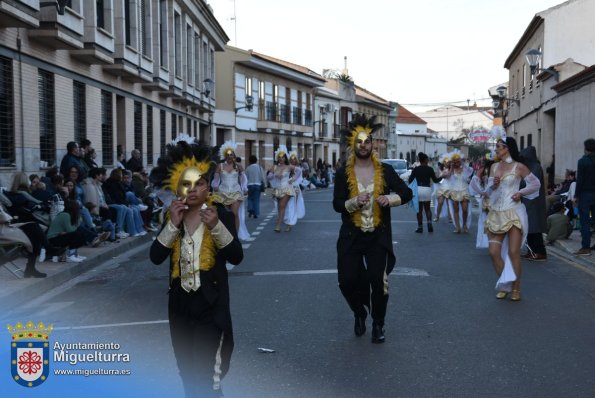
342,56,348,75
230,0,237,46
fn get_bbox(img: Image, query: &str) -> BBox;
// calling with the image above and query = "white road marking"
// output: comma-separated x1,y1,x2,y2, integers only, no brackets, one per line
53,319,169,331
256,226,264,230
242,244,251,249
251,231,261,236
245,267,428,277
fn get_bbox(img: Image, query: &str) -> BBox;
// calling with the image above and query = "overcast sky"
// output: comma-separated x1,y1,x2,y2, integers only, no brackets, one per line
210,0,565,110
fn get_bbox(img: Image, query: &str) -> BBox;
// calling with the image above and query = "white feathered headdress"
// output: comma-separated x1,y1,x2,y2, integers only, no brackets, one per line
171,133,195,145
490,126,507,143
288,150,299,162
219,140,238,159
274,145,289,160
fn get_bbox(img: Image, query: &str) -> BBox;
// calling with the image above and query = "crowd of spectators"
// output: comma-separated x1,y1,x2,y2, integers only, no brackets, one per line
0,140,161,278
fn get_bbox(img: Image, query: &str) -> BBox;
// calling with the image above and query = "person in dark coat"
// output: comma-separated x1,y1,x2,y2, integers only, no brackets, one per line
59,141,83,178
126,149,144,172
333,114,412,344
150,138,243,398
520,146,547,261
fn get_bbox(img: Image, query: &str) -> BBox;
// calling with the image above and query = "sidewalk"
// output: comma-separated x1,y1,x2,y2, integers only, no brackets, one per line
546,227,595,273
0,233,155,315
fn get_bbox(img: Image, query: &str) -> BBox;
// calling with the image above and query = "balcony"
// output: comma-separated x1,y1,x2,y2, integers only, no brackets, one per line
29,3,83,49
0,0,39,28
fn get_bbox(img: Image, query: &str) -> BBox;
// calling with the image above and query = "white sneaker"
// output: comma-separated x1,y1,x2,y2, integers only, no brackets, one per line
137,204,148,211
38,248,46,263
75,255,87,260
117,232,129,239
66,255,84,263
133,231,147,237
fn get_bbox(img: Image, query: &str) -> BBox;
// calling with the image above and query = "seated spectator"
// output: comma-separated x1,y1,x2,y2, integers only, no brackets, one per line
546,170,575,212
46,200,108,263
4,172,50,226
546,202,573,245
126,149,143,172
102,168,146,237
309,173,328,189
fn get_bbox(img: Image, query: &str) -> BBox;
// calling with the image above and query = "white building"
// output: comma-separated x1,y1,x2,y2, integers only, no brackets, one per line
393,104,447,163
502,0,595,182
416,105,493,142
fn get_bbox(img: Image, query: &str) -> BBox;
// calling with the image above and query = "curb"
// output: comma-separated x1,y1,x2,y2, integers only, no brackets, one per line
0,234,154,315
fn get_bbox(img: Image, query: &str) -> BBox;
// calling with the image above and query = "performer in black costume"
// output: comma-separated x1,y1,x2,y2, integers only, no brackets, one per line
333,114,412,343
149,136,243,397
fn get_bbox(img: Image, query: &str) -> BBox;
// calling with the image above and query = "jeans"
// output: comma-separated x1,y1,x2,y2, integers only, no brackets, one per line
578,192,595,249
247,185,261,217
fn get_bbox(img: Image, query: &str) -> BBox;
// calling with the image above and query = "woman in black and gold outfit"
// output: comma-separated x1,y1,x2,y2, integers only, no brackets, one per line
150,136,243,398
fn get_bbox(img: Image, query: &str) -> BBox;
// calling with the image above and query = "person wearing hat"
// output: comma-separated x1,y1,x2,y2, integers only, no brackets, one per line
333,114,412,343
150,135,243,397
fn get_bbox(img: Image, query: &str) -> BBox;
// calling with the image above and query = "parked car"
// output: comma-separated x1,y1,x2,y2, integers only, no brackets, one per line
382,159,412,181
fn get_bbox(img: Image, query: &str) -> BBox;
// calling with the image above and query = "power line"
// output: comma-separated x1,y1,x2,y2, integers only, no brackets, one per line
397,97,493,107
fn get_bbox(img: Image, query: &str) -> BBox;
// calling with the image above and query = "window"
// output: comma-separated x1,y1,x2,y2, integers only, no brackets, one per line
202,42,208,81
73,81,86,143
160,109,166,156
520,135,525,150
38,69,55,166
146,104,153,165
124,0,132,46
97,0,105,29
258,80,265,100
186,23,193,85
174,12,181,77
528,133,532,148
171,113,177,139
134,101,142,153
194,32,200,86
159,0,167,67
0,56,15,167
140,0,151,57
101,90,113,166
245,76,252,97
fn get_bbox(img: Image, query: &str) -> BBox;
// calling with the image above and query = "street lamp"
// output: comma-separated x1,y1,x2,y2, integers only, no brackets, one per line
495,85,520,107
40,0,69,15
235,95,254,113
525,48,559,80
202,78,214,98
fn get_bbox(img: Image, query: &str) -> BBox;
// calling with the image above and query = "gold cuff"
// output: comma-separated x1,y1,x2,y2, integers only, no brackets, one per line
209,220,234,249
345,197,360,213
157,221,180,248
386,194,402,207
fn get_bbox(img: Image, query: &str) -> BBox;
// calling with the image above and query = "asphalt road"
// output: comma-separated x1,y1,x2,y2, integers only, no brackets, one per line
2,188,595,398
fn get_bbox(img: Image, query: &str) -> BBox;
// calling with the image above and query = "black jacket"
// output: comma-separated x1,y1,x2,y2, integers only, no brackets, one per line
149,204,243,334
333,162,412,274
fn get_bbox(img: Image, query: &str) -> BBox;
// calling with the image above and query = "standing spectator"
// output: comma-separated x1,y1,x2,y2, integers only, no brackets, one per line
245,155,266,219
520,146,547,261
127,149,143,172
59,141,83,178
573,138,595,255
546,154,555,193
317,158,323,174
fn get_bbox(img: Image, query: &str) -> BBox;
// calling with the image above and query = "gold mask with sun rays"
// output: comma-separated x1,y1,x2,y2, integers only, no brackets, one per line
350,126,373,150
167,157,212,199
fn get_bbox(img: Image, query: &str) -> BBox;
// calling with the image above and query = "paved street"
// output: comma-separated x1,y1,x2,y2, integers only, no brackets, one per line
2,188,595,398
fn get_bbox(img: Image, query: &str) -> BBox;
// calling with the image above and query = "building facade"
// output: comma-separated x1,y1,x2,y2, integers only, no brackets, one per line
0,0,227,186
502,0,595,182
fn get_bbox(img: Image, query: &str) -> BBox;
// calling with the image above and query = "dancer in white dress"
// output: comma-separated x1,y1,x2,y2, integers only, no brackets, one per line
286,151,305,224
434,153,451,222
211,141,250,240
469,156,494,248
268,145,295,232
484,136,540,301
446,150,473,234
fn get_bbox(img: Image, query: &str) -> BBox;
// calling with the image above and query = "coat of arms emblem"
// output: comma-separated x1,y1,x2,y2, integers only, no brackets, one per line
8,321,52,387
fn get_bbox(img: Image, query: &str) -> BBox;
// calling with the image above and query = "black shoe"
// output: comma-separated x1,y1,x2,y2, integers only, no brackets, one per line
354,316,366,336
24,269,47,278
371,323,385,344
427,223,433,233
415,226,423,233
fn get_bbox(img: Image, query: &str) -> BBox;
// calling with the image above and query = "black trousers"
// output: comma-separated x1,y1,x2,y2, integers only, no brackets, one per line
527,232,546,256
337,231,389,325
168,281,226,398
